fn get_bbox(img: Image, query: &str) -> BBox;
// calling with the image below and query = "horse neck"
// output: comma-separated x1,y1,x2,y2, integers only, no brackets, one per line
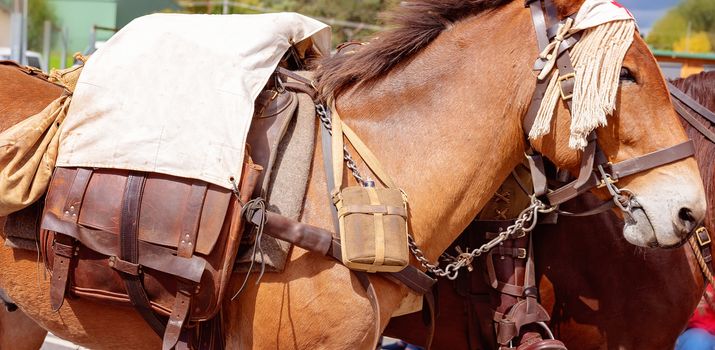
307,2,537,261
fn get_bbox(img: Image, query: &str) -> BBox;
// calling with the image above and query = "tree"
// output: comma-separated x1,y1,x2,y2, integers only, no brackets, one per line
647,12,688,50
27,0,56,51
646,0,715,52
673,31,713,53
180,0,397,44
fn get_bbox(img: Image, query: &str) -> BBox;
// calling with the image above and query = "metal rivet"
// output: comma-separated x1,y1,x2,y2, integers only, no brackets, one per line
181,240,185,244
185,234,190,239
64,211,70,215
70,206,75,210
188,242,192,246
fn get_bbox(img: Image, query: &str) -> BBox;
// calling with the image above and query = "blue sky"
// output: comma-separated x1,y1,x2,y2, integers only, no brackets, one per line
618,0,681,33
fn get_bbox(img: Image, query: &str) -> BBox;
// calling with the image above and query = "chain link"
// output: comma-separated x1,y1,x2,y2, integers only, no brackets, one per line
409,196,555,280
316,104,366,185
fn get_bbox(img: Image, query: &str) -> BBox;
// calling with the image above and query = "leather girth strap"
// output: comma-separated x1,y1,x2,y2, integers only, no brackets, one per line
50,168,92,311
117,174,167,337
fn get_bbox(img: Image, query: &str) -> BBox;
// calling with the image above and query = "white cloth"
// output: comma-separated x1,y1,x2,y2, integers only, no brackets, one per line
57,13,330,189
570,0,635,32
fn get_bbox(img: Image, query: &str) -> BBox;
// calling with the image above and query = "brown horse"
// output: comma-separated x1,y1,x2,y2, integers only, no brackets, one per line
0,1,707,349
0,304,47,350
383,71,715,349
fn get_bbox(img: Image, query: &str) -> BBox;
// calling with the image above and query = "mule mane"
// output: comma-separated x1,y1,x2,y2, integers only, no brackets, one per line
315,0,513,99
671,71,715,224
672,71,715,112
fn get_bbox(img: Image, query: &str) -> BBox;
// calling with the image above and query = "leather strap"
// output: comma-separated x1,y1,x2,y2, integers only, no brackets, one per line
163,284,192,350
49,236,75,311
668,82,715,125
337,204,407,218
320,118,341,233
556,200,615,217
331,107,398,191
177,182,208,258
545,140,694,206
42,212,207,283
675,101,715,144
50,168,92,311
258,210,436,295
119,174,166,337
609,140,695,180
355,272,382,349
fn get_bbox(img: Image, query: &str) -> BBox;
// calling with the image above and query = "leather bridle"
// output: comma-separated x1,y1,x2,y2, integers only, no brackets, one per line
522,0,695,219
669,81,715,144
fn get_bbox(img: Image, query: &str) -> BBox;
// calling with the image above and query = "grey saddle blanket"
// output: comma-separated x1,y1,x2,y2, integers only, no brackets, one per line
234,91,316,273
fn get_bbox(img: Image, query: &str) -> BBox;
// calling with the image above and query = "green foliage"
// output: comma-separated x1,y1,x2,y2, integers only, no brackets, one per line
265,0,396,43
181,0,398,45
28,0,56,51
647,11,688,50
673,31,712,53
647,0,715,52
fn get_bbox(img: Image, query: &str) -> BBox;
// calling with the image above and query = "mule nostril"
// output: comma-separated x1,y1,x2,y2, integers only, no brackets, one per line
679,208,695,223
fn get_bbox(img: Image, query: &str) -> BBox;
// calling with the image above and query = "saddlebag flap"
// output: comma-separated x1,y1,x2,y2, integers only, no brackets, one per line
335,186,410,273
40,158,261,347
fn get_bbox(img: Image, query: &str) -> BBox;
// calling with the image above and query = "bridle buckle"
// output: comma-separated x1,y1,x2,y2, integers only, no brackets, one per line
696,227,711,247
558,72,576,100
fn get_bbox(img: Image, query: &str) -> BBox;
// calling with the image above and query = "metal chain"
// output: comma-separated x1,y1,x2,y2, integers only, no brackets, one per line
409,196,556,280
316,104,366,185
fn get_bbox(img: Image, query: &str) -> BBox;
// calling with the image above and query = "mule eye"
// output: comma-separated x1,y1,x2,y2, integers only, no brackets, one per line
620,68,636,83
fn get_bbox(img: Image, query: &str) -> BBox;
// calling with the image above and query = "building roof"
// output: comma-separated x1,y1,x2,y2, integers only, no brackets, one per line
651,49,715,62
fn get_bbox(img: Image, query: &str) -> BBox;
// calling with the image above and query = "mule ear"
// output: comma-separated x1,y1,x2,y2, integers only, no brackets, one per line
551,0,585,18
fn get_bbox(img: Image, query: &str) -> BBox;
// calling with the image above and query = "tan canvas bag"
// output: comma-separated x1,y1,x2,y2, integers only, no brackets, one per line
0,65,82,216
331,108,410,273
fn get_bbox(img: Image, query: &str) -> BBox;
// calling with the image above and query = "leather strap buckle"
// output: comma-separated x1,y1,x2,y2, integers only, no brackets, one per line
109,256,142,276
696,227,711,247
517,248,527,259
558,72,576,100
596,176,618,189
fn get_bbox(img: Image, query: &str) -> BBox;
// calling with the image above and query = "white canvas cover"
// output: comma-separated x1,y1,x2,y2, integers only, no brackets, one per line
56,13,330,189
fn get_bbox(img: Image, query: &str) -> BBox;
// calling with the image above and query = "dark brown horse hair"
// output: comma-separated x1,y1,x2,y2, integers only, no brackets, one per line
315,0,513,99
671,71,715,228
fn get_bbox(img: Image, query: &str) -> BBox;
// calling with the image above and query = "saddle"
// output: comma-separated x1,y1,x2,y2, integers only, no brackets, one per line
37,71,307,349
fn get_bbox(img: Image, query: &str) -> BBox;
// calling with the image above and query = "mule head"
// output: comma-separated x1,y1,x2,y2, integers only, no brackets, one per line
530,3,706,248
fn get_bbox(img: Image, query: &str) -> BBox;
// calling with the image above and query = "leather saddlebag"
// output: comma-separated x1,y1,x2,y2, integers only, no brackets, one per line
40,159,261,348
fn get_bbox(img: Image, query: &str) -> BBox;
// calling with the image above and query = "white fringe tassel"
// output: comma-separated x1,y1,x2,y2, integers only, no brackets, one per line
528,20,636,150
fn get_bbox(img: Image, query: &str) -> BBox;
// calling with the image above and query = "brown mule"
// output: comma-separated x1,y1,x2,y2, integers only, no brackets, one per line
0,1,708,349
383,71,715,349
